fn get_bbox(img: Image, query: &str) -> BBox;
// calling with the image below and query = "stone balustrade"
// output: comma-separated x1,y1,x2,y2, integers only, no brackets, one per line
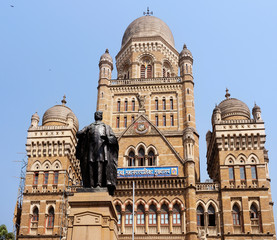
109,77,182,86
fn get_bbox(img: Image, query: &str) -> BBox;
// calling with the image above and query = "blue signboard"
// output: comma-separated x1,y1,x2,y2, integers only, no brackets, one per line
117,166,178,178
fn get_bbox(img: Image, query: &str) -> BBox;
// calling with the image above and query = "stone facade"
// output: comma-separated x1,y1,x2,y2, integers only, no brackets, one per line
15,14,275,240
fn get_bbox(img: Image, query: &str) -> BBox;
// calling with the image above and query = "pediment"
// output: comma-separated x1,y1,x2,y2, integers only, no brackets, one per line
74,211,102,226
118,114,184,164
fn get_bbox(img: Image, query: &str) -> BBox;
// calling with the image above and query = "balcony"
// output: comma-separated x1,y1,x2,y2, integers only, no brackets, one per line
109,77,182,86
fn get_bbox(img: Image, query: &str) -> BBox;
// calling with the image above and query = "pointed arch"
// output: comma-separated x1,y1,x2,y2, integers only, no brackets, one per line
42,160,51,170
237,153,247,164
31,160,41,171
171,198,185,211
52,160,62,170
247,153,259,164
224,154,236,165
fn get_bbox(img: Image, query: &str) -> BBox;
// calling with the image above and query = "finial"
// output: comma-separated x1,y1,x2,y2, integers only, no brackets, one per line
143,7,153,16
183,44,187,49
61,95,67,106
105,49,109,54
225,88,230,99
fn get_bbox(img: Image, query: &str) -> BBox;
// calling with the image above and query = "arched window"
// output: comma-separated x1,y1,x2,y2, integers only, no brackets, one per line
117,100,121,112
170,98,173,110
132,99,135,111
32,206,39,223
162,98,166,110
161,204,169,225
54,171,59,184
124,116,127,128
128,151,135,167
250,204,258,219
208,205,216,226
163,68,166,77
149,204,157,225
167,72,170,77
148,150,156,166
173,204,181,225
137,204,145,225
170,115,174,126
232,204,240,226
116,116,120,128
140,65,146,78
155,98,159,110
138,148,145,166
125,205,133,226
47,207,54,228
163,115,166,126
33,172,39,185
147,65,152,78
124,99,128,111
155,115,159,126
115,205,122,225
44,172,49,185
197,205,204,226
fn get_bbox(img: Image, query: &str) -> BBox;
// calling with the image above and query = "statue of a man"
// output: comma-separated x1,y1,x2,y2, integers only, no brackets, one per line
76,111,118,196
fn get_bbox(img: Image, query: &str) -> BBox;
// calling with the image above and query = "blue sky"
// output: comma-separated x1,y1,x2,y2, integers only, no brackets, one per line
0,0,277,232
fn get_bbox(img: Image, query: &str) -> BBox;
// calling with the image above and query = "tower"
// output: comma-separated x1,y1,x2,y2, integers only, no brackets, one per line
17,97,80,240
206,90,275,237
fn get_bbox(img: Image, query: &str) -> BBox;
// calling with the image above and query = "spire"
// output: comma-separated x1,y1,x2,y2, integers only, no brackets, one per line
61,95,67,106
105,49,109,54
143,7,153,16
183,44,187,49
225,88,230,99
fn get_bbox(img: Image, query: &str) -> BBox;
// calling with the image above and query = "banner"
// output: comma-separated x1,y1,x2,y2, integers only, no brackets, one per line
117,166,178,178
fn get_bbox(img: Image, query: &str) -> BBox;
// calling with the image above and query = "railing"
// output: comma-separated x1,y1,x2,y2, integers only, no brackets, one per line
109,77,182,86
136,226,145,234
196,183,219,192
172,226,182,234
125,226,132,234
207,226,217,236
160,226,169,234
148,226,157,234
116,178,186,192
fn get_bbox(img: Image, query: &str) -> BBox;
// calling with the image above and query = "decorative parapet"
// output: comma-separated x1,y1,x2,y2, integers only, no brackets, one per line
109,77,182,86
196,183,219,192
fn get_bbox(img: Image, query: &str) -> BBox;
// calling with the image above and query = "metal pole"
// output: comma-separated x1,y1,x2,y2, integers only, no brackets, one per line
132,180,135,240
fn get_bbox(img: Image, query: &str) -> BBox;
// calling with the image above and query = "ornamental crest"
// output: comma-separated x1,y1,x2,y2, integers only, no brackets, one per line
134,120,149,134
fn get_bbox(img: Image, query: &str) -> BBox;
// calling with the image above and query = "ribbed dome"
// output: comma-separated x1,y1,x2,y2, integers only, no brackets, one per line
218,98,250,120
99,49,113,65
42,99,79,130
179,44,193,59
121,16,175,48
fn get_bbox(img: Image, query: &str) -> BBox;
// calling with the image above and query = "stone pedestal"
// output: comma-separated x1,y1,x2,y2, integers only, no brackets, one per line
67,191,118,240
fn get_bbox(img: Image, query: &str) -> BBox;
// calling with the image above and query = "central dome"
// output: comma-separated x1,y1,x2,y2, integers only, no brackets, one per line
121,16,175,48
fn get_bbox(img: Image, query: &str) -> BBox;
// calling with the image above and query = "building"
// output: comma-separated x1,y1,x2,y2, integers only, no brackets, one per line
15,13,276,240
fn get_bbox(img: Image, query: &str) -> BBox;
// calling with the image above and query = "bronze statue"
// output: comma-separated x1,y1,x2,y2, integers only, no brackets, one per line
76,111,119,196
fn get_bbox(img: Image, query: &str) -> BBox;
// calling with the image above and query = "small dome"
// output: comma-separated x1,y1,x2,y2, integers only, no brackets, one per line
179,44,193,59
31,112,39,121
121,15,175,48
218,90,250,120
99,49,113,65
252,103,261,112
42,96,79,130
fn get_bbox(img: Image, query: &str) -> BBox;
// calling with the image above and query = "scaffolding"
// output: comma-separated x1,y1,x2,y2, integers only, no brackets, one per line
13,154,27,239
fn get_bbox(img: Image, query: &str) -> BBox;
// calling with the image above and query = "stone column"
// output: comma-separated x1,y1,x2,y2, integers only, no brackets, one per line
169,210,173,233
145,212,149,234
157,210,161,233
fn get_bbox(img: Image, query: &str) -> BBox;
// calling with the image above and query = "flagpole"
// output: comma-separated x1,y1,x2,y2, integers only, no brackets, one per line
132,180,135,240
